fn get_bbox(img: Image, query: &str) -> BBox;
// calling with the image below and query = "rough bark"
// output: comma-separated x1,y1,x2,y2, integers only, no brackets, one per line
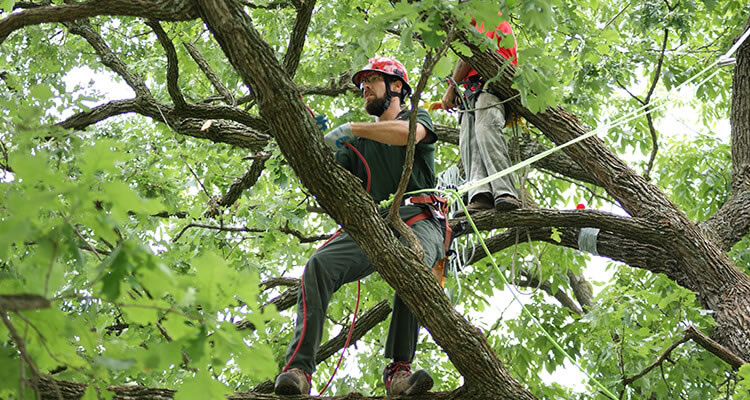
731,19,750,193
0,0,198,44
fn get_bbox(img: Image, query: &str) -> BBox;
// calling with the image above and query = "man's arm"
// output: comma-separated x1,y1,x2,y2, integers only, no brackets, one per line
350,120,428,146
441,59,474,110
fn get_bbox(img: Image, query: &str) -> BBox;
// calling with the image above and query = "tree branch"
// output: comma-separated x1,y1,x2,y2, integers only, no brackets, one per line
515,277,583,315
643,28,670,180
205,153,270,217
172,222,332,243
460,208,670,247
260,277,299,290
146,19,187,109
282,0,316,78
731,17,750,193
622,325,746,388
65,19,149,98
0,0,198,44
183,41,235,106
251,300,393,394
0,294,51,311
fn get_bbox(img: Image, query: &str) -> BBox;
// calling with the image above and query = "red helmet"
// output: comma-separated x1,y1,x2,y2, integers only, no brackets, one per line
352,56,412,96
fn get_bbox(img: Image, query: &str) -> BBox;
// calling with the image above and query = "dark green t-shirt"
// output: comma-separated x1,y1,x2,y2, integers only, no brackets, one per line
335,108,436,204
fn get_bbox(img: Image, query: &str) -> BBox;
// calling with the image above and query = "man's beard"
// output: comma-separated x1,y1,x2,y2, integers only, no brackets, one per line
365,94,388,116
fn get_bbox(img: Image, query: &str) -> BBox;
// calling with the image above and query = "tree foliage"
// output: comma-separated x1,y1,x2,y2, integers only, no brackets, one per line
0,0,749,399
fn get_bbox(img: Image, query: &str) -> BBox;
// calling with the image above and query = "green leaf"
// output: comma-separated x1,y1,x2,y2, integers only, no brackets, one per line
29,83,54,102
94,355,136,371
550,227,562,243
174,370,230,400
700,0,716,11
0,349,20,395
97,246,130,301
453,42,473,57
433,56,454,79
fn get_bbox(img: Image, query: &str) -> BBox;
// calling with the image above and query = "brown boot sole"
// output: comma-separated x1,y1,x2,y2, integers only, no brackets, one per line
403,370,434,395
495,197,521,211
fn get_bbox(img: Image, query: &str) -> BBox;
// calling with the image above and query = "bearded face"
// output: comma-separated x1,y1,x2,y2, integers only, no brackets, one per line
365,92,388,116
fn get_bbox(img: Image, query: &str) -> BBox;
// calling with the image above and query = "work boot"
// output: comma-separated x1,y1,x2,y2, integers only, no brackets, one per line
453,192,494,217
383,361,434,396
495,194,521,211
274,368,311,395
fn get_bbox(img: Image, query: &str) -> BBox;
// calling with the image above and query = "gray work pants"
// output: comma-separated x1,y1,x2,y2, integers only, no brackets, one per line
284,206,445,374
460,91,518,203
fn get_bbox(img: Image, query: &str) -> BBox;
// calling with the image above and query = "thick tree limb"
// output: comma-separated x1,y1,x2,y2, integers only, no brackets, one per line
282,0,316,78
731,19,750,193
460,208,669,247
698,190,750,251
146,19,188,110
0,0,198,44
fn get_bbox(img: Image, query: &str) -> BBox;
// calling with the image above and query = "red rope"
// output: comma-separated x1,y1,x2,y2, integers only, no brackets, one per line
343,141,370,193
319,280,360,394
283,141,370,393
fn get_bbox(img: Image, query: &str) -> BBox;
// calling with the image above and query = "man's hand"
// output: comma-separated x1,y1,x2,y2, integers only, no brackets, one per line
441,86,457,112
323,123,354,150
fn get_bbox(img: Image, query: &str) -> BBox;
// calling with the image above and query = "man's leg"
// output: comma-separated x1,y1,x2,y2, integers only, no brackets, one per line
473,92,519,209
458,98,494,213
383,216,444,395
276,231,373,394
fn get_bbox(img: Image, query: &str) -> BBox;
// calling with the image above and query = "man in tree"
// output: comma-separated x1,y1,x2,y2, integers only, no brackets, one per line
274,56,444,396
442,15,522,214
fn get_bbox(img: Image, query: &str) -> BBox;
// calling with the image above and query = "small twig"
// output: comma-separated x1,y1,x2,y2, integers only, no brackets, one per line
643,28,670,180
387,28,455,257
622,325,746,389
43,241,59,298
545,171,617,206
172,222,332,243
602,3,630,30
623,333,690,386
177,149,212,200
183,41,235,106
0,311,40,379
54,294,198,322
69,222,102,262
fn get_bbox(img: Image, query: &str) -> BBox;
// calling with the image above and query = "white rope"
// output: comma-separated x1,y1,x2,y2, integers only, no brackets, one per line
719,25,750,64
456,65,724,197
